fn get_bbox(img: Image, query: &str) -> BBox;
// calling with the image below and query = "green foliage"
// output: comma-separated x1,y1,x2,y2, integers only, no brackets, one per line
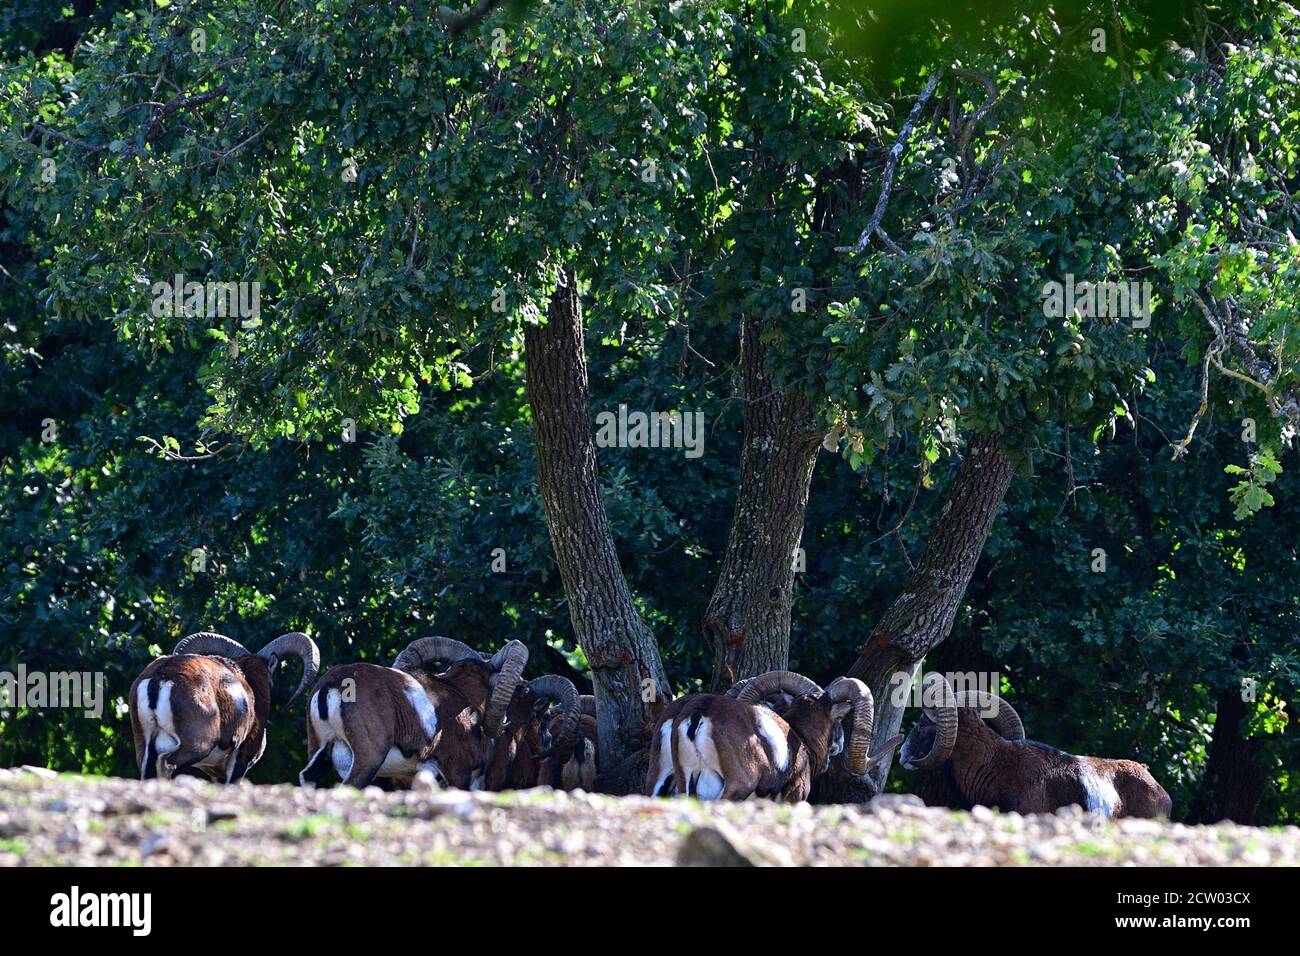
1,0,1297,821
1225,448,1281,519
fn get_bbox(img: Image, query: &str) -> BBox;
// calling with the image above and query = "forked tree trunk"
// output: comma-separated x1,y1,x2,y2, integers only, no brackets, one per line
703,315,823,690
524,269,668,793
816,432,1014,802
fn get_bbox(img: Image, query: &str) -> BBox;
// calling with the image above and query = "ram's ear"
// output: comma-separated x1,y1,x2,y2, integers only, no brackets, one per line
830,700,852,722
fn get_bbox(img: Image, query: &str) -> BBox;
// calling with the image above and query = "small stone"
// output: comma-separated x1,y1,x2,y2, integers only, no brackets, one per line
411,770,438,793
206,804,240,823
676,823,793,867
870,793,925,809
141,832,193,864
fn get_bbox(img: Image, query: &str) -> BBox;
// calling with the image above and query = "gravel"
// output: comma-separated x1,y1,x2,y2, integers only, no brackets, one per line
1,767,1296,867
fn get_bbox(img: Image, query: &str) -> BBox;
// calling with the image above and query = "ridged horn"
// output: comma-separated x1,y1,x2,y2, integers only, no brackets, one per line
736,670,822,705
825,677,876,776
529,675,580,765
482,640,528,738
578,694,597,716
956,689,1025,741
255,631,320,708
173,632,250,658
392,636,480,673
724,676,754,699
902,672,959,770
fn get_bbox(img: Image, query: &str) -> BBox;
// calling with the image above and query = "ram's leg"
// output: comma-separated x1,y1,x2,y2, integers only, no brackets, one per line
158,743,218,781
340,747,388,788
720,778,755,801
646,722,676,796
226,735,263,783
141,734,160,781
300,743,335,788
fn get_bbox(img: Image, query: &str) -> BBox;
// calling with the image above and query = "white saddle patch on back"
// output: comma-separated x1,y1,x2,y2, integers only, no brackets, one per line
1077,758,1120,816
755,709,790,773
399,677,439,738
222,674,248,716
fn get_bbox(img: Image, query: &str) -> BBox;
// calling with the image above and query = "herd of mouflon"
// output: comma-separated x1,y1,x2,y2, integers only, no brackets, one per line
128,631,1171,818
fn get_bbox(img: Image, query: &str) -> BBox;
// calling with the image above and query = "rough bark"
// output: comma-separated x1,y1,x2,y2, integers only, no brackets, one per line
703,315,823,690
524,270,668,794
815,432,1014,802
1188,684,1269,824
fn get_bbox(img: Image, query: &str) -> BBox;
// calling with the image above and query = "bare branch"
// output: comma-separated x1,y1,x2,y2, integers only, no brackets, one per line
836,69,943,255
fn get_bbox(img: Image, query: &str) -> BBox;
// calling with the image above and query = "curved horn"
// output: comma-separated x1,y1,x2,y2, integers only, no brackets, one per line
173,632,250,658
724,676,754,699
736,670,822,705
902,672,958,770
529,675,580,765
482,640,528,738
956,689,1025,741
256,631,320,708
578,694,597,717
393,636,480,673
826,677,876,776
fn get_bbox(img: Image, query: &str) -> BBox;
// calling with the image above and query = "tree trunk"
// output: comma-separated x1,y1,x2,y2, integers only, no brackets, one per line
1188,684,1269,824
703,315,823,690
524,269,668,793
815,432,1014,802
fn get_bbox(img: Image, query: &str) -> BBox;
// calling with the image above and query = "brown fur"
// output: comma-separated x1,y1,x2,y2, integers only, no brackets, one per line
483,687,547,791
646,692,845,802
935,708,1172,818
129,654,272,782
303,659,497,789
484,690,598,792
545,713,598,791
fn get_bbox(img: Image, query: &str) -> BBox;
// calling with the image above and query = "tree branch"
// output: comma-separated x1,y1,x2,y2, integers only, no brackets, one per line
836,70,943,255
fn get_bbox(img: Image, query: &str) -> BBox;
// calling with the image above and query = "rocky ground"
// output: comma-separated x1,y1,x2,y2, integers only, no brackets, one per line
0,766,1296,866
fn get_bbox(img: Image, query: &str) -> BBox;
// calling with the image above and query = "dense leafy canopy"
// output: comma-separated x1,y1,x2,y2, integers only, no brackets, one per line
1,0,1295,819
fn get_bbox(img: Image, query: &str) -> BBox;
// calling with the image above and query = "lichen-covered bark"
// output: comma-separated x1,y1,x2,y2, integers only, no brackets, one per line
817,433,1014,802
524,270,667,793
703,315,823,690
